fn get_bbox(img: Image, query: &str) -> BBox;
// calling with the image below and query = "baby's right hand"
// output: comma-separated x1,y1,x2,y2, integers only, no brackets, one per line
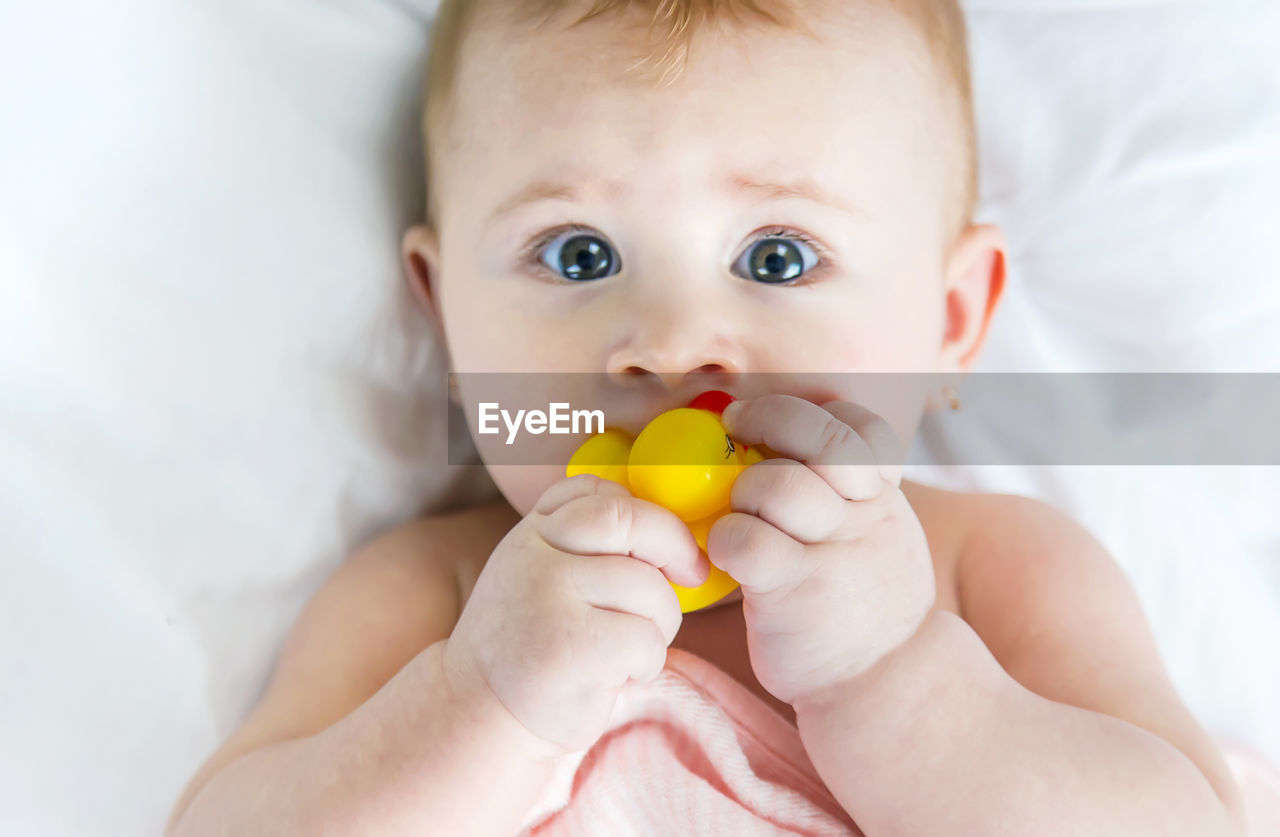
442,474,710,759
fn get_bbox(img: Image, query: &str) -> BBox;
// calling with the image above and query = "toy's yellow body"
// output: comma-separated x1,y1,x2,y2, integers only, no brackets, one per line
567,397,764,612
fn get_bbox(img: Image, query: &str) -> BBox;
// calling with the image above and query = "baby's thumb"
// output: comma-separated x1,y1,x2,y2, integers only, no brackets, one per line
666,544,711,589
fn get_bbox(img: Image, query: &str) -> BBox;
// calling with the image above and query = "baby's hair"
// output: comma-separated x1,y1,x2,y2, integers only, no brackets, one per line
521,0,799,87
422,0,977,234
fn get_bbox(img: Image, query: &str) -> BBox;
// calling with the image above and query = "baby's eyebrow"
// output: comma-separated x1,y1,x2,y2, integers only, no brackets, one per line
488,171,865,222
730,174,866,219
489,176,628,222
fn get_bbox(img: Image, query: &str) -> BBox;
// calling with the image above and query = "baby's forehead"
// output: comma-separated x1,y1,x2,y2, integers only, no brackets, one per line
463,12,935,134
448,10,942,165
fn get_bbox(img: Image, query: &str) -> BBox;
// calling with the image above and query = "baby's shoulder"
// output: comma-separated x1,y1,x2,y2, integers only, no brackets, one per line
903,479,1108,610
904,479,1122,648
903,478,1088,562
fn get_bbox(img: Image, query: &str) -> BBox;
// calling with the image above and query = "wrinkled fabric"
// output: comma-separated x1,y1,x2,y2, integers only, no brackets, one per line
517,648,861,836
516,647,1280,836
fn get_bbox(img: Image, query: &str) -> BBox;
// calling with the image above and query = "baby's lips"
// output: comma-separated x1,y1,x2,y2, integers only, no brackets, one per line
686,389,735,415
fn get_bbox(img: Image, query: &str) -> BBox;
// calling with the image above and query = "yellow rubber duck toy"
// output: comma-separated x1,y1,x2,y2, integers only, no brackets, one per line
566,390,765,613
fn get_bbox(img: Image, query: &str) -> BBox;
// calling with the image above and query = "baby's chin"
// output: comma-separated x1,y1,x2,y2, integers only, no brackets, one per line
484,463,563,518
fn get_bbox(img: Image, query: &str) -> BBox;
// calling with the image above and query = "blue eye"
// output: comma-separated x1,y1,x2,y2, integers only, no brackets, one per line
734,234,820,284
538,229,620,281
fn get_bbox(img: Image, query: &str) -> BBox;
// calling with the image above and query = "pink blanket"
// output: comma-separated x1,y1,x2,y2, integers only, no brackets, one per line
516,647,1280,836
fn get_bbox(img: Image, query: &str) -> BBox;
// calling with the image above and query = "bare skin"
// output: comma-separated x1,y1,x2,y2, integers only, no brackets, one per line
165,480,934,832
168,479,1243,836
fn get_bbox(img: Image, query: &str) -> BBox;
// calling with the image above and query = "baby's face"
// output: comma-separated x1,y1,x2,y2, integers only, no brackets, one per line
412,5,991,515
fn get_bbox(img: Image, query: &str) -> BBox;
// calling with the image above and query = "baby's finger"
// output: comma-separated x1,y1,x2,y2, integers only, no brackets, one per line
589,608,670,687
567,555,683,645
539,493,706,588
722,395,882,501
729,458,850,544
534,472,630,516
706,512,807,595
820,400,904,487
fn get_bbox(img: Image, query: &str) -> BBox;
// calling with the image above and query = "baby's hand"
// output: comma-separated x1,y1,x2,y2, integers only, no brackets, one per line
443,474,707,758
712,395,936,707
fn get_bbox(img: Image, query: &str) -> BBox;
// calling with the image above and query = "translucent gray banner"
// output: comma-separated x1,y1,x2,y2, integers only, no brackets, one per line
443,373,1280,466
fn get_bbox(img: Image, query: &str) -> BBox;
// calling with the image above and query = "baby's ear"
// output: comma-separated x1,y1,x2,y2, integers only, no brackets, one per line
403,225,460,405
940,223,1007,372
402,224,444,330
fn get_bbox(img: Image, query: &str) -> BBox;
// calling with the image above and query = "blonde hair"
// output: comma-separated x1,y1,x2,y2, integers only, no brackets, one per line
422,0,977,232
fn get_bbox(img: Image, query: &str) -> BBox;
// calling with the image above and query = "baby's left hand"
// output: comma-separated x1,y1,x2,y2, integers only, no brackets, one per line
712,395,937,707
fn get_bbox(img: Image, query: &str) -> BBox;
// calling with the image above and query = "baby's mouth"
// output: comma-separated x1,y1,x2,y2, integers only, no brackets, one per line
605,376,849,437
615,390,806,436
597,391,713,437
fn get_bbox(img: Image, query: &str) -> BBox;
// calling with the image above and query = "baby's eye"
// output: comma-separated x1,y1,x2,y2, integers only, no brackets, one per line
538,229,620,281
733,233,820,284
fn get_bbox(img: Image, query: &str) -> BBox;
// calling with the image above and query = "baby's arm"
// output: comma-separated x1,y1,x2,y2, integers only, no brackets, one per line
793,494,1246,836
166,502,556,837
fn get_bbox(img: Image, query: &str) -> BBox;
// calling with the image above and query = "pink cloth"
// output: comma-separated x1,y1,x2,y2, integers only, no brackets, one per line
516,647,1280,836
516,647,861,836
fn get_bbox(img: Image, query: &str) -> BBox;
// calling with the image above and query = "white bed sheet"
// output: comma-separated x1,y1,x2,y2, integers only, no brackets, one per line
1,0,1277,834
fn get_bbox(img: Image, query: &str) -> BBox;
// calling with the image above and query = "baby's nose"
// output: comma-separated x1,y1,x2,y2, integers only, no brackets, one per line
603,274,749,390
609,364,735,392
606,325,746,390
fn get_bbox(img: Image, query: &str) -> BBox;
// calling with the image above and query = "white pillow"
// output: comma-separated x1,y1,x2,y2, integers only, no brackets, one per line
2,0,1277,834
1,2,494,834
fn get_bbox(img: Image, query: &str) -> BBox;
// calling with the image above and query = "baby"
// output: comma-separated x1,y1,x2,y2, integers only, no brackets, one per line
167,0,1247,834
